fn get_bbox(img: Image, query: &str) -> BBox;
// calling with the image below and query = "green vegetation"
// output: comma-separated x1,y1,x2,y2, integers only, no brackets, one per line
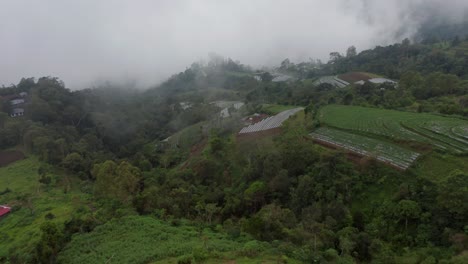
319,105,468,153
59,216,289,264
261,104,299,114
0,157,91,262
1,37,468,264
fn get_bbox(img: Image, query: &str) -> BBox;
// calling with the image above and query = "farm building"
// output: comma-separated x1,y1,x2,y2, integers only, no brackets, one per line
315,76,349,88
355,78,398,87
10,98,25,105
272,74,294,82
243,113,270,125
239,107,303,134
0,205,11,218
211,101,245,118
368,78,397,85
179,102,192,110
10,108,24,117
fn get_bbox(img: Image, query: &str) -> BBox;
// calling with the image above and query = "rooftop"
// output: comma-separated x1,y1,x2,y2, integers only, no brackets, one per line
0,205,11,217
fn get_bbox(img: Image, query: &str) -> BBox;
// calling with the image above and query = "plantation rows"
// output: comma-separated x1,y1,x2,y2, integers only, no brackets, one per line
310,127,420,170
239,108,303,134
314,76,349,88
319,105,468,153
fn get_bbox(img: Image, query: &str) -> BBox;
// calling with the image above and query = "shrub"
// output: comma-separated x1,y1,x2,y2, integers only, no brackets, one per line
240,240,265,257
177,255,192,264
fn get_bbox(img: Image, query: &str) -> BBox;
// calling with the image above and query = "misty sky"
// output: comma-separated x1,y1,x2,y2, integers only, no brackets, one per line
1,0,468,89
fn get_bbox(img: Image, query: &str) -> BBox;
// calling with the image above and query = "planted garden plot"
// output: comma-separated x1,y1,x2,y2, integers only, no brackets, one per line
239,108,303,134
319,105,468,153
310,127,420,170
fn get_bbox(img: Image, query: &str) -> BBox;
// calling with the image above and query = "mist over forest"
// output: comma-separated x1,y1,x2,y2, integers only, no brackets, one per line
1,0,468,89
1,1,468,264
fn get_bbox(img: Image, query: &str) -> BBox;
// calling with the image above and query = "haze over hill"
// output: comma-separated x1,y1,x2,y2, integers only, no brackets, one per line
1,0,468,89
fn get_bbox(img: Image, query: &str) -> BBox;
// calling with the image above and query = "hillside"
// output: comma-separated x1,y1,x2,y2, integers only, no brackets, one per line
0,39,467,264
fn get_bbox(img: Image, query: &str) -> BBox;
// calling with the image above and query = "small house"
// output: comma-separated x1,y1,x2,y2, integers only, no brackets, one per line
368,78,397,85
0,205,11,218
10,98,25,105
10,108,25,117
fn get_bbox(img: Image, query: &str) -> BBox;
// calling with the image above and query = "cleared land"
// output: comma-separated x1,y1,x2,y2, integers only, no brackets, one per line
0,158,90,260
337,72,378,83
239,108,303,134
319,105,468,153
0,150,25,167
310,127,420,170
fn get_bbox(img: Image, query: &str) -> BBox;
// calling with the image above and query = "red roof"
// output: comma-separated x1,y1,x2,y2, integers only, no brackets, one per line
0,206,11,217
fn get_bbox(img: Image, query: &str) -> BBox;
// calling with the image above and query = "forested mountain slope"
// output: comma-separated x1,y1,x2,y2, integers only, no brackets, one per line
0,39,467,263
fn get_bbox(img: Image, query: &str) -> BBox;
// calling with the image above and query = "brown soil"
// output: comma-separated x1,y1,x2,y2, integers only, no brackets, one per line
338,72,372,83
0,150,25,167
179,139,208,170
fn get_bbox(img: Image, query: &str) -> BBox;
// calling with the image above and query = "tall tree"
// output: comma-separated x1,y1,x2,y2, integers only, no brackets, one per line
93,160,142,204
346,46,357,58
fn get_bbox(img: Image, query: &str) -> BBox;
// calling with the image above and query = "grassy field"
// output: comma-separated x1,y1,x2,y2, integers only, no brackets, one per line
318,105,468,153
59,216,297,264
0,157,90,260
411,153,468,183
261,104,300,114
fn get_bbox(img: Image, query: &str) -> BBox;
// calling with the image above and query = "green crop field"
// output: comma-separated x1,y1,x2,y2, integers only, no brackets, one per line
318,105,468,153
0,157,91,261
310,127,420,170
261,104,299,114
59,216,297,264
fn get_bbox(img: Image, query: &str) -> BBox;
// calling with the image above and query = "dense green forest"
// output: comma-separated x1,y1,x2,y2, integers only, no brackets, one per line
0,36,467,264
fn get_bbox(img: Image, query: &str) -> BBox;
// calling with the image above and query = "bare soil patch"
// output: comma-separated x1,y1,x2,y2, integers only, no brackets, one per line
338,72,372,83
0,150,25,167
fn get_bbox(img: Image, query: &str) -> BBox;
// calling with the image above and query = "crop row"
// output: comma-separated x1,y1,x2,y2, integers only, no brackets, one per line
319,105,468,153
314,76,349,88
310,127,420,170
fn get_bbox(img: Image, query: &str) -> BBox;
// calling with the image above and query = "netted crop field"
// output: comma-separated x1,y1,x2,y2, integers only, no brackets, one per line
239,107,303,134
314,76,349,88
310,127,420,170
319,105,468,153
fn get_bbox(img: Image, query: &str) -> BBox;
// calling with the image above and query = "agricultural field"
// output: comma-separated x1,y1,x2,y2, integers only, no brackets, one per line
0,157,91,261
261,104,299,114
310,127,420,170
239,108,303,134
314,76,349,88
318,105,468,153
59,216,297,264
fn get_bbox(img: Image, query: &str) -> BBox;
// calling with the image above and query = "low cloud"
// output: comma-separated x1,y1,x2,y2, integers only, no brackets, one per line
1,0,467,89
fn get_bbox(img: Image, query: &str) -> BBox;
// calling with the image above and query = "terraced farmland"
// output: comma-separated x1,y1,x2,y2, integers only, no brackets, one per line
319,105,468,153
310,127,420,170
239,107,303,134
